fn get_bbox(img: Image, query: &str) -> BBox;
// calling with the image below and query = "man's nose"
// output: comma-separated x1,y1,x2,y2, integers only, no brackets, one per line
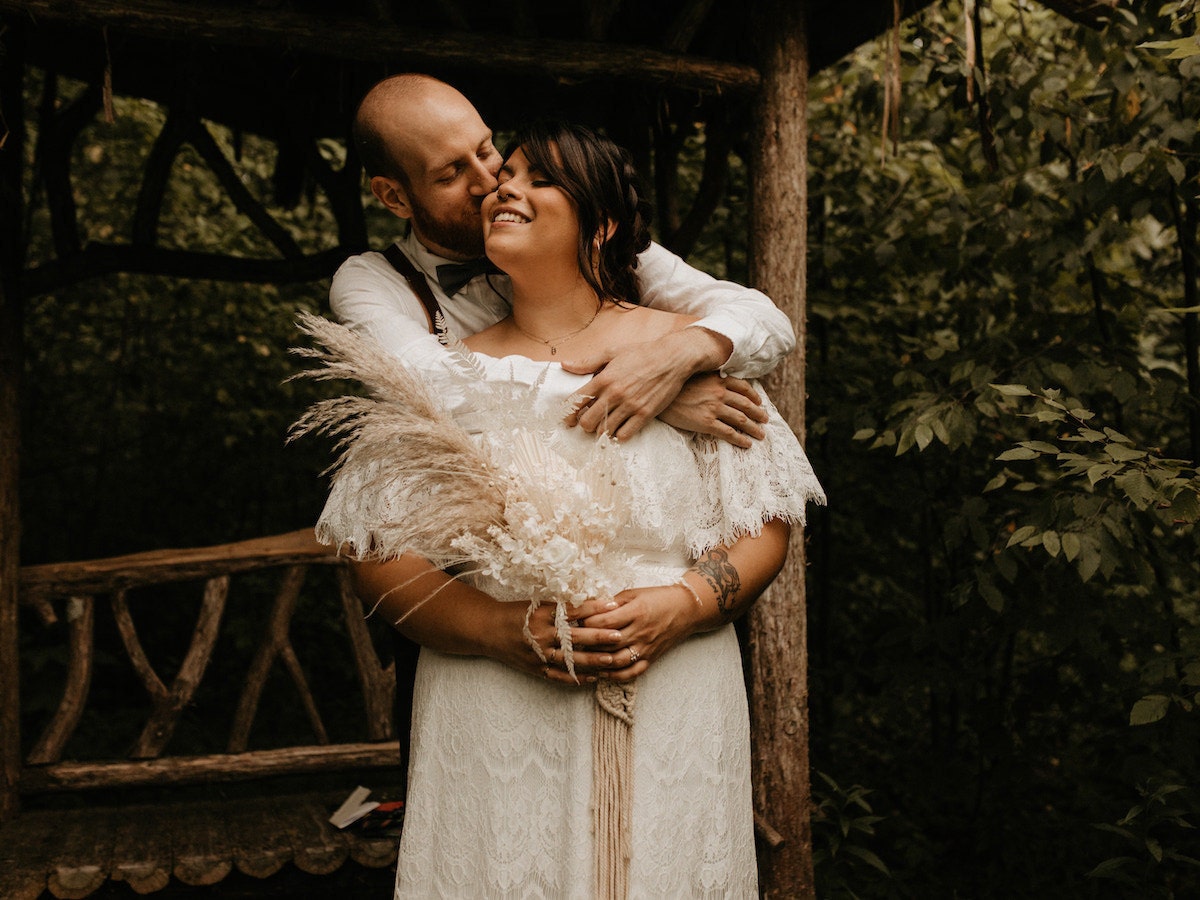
468,157,498,195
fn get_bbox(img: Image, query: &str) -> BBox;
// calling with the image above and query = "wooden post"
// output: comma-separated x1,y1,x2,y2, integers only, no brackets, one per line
0,22,26,822
748,1,814,896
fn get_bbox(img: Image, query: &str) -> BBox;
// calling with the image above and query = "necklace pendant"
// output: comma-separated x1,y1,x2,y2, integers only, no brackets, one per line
551,346,557,355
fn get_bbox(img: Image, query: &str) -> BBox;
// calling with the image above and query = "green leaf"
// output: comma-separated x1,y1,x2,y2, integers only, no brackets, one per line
1022,441,1060,454
1168,489,1200,523
1077,546,1102,582
1042,531,1061,558
983,473,1006,492
1129,694,1170,726
1061,532,1081,562
1085,856,1137,882
1007,525,1037,548
852,428,876,441
991,383,1033,397
843,844,892,876
1115,471,1155,509
1146,836,1162,863
1106,444,1146,462
978,575,1005,612
915,423,934,451
998,447,1038,461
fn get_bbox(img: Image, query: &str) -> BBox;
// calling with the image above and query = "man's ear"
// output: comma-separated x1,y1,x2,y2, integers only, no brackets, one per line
370,175,413,220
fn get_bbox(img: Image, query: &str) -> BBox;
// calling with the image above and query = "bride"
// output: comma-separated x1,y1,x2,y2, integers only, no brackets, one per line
315,121,824,898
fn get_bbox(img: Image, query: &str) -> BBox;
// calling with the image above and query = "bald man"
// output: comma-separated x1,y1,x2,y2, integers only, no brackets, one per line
331,73,794,445
328,74,795,680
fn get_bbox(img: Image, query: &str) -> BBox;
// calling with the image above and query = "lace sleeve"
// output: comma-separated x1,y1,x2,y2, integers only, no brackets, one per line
619,384,825,561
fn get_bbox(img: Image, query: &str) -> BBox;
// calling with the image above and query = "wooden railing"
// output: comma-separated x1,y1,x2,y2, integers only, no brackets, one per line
1,530,404,898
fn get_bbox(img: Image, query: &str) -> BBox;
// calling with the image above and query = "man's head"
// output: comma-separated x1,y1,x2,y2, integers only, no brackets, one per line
354,74,501,260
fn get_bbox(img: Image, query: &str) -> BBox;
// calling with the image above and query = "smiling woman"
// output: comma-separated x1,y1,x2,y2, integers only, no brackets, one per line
310,120,825,898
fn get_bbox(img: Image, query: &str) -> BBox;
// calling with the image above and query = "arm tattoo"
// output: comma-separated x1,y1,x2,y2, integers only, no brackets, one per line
692,547,741,621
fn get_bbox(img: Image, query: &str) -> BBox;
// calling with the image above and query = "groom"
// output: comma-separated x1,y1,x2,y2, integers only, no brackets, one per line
330,74,794,680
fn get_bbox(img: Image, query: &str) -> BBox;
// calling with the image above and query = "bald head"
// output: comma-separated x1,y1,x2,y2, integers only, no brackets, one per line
354,74,478,185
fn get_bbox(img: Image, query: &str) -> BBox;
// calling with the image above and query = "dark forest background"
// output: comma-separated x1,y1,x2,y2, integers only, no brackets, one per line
16,0,1200,895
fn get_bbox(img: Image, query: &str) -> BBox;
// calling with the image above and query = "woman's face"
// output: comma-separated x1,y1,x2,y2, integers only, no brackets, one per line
481,146,581,273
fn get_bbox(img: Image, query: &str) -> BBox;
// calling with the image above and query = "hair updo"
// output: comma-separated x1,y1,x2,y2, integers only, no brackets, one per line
503,120,653,304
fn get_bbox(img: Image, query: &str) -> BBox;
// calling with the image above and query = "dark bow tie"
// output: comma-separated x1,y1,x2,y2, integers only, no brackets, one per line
435,258,498,296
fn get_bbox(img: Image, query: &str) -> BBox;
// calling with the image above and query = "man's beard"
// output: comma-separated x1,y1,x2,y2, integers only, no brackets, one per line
409,195,485,259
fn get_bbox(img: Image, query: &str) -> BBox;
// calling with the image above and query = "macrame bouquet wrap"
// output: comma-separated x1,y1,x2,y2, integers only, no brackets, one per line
291,314,639,896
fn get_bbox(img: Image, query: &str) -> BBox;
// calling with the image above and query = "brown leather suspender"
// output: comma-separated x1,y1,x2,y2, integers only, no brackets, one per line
377,242,446,797
383,243,444,334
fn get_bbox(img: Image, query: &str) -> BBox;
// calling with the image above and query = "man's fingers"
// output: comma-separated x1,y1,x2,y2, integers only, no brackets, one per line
723,387,768,424
722,376,762,408
721,409,766,441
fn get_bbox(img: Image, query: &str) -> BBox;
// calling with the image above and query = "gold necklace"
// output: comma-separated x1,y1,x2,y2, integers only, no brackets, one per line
510,306,602,356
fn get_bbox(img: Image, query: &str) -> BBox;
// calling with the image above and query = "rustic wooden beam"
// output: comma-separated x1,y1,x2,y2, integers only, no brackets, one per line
26,596,94,765
748,0,815,896
19,241,352,296
338,568,396,742
0,0,761,96
229,566,328,753
127,575,228,758
35,74,94,258
20,529,336,600
186,118,304,259
0,23,27,825
666,113,732,258
19,741,401,792
662,0,718,52
132,105,186,246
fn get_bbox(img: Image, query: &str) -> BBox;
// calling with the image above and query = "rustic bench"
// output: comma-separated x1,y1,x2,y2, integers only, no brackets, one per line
0,530,403,899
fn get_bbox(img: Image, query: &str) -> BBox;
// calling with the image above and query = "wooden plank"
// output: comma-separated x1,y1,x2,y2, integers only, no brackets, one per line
22,741,401,793
282,795,349,876
19,528,337,600
171,799,234,887
0,0,762,96
45,805,119,899
229,795,295,880
0,807,60,900
108,802,173,895
346,829,399,870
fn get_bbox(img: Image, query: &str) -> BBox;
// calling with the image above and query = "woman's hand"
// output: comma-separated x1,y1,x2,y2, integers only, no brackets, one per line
545,584,702,683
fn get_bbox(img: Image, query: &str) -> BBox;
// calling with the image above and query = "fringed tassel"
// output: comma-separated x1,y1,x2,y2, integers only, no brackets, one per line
592,679,637,900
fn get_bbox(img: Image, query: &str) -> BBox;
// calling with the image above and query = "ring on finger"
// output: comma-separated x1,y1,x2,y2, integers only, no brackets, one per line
542,664,551,679
628,646,639,664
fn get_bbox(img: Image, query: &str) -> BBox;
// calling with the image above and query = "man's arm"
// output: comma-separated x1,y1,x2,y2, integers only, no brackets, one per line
329,251,491,419
561,242,793,442
634,242,795,379
350,553,631,682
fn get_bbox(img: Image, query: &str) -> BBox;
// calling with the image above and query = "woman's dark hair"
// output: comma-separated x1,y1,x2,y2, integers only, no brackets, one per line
503,120,652,304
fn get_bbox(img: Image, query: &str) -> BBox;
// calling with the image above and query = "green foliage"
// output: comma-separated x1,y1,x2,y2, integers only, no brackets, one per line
811,772,892,899
806,0,1200,895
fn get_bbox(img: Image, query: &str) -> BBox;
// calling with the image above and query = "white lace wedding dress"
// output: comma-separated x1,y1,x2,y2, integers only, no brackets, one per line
315,351,824,900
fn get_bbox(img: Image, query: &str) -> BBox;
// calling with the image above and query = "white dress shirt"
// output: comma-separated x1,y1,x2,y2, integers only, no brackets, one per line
329,229,795,414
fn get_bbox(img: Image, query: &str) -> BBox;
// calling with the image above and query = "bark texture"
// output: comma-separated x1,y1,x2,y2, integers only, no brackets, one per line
748,0,815,896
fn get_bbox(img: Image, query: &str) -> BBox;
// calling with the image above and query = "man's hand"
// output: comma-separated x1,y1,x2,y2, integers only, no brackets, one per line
659,373,768,449
561,327,733,441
